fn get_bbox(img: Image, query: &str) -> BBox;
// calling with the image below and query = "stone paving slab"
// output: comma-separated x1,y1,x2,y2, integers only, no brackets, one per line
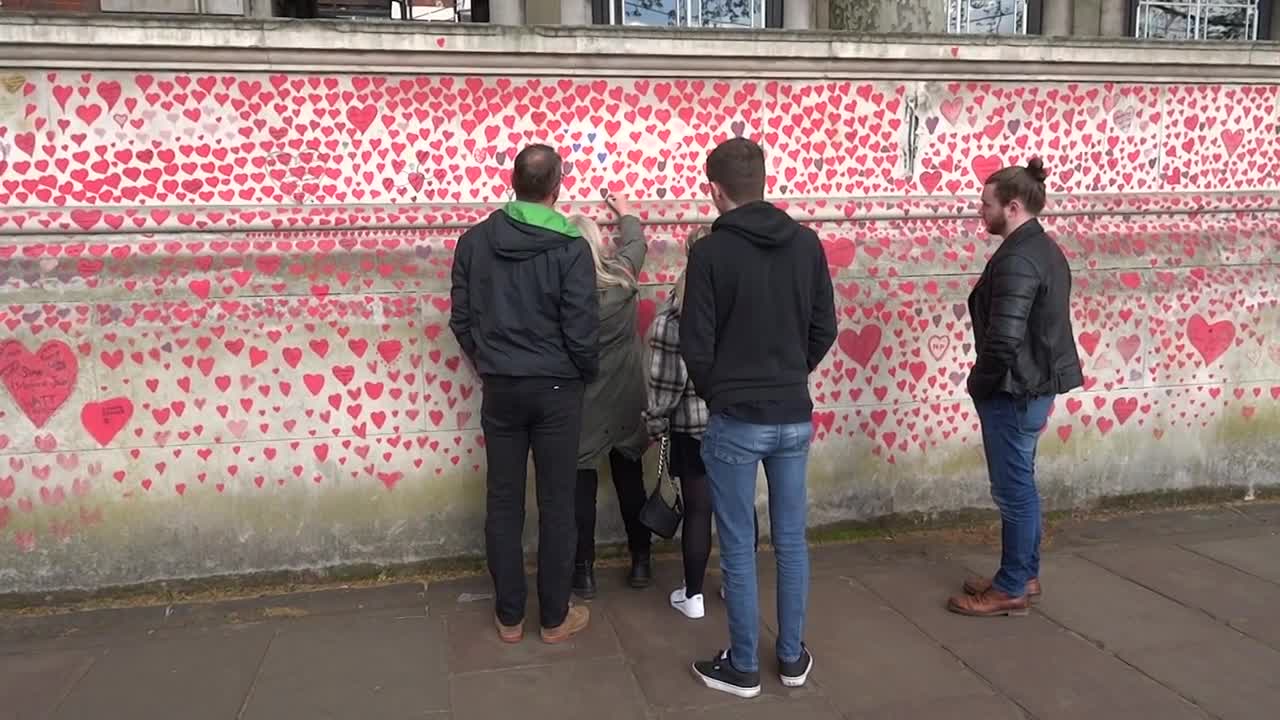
0,650,94,720
855,560,1208,720
1185,533,1280,583
450,657,647,720
1083,544,1280,649
658,696,845,719
240,611,449,720
855,694,1028,720
1124,636,1280,720
947,628,1209,720
1032,555,1230,653
796,575,1000,717
1,504,1279,720
49,625,273,720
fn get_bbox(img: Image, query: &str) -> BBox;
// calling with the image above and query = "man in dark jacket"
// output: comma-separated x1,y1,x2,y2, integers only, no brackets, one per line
449,144,597,644
680,138,837,698
949,157,1084,618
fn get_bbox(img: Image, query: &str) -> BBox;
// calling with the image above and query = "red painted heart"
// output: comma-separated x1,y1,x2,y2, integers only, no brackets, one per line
81,397,134,446
0,340,78,428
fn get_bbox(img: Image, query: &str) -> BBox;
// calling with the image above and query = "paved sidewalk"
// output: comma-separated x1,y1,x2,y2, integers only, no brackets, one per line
3,502,1280,720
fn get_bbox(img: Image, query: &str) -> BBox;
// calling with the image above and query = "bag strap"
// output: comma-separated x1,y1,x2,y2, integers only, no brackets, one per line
657,434,680,500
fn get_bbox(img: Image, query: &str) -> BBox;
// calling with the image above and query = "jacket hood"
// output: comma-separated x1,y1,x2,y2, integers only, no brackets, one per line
712,200,803,249
492,201,583,260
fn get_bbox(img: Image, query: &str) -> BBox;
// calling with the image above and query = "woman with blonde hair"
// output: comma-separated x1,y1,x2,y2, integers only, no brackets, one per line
567,193,652,598
643,225,758,620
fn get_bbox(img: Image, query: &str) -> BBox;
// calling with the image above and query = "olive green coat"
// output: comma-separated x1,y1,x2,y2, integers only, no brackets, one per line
577,215,649,469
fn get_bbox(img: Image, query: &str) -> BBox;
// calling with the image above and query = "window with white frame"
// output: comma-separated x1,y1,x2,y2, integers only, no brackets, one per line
396,0,476,21
947,0,1031,33
1134,0,1265,39
602,0,778,27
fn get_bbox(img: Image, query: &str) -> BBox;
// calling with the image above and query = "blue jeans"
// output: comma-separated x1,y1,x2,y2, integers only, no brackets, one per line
977,393,1053,598
701,413,813,674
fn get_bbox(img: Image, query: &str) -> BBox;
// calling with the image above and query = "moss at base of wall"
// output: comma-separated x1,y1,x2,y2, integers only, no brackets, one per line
4,484,1275,615
1094,484,1280,512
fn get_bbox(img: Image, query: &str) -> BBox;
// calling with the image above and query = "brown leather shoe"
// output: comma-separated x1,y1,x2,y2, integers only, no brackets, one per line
947,588,1030,617
540,605,590,644
964,576,1042,603
495,615,524,644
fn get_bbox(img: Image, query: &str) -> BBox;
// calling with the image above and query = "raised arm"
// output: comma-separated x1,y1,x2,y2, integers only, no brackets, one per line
606,192,648,279
613,215,648,279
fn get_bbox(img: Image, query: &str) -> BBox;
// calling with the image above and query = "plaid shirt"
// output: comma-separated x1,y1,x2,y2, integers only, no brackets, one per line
643,293,710,439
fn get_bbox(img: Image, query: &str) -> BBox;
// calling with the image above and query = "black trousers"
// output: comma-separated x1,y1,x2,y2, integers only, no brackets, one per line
575,449,651,564
481,376,584,629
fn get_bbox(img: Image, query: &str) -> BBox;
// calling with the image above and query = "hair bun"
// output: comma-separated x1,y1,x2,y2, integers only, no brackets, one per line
1025,157,1048,184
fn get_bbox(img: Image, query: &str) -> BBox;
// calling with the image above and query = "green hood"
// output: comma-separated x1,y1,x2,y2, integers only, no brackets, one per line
503,201,582,238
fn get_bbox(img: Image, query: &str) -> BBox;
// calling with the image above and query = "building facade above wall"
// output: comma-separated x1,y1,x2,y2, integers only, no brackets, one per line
0,13,1277,80
3,0,1277,38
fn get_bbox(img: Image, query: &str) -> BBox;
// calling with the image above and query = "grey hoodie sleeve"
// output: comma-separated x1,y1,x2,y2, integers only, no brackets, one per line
560,238,601,383
613,215,648,279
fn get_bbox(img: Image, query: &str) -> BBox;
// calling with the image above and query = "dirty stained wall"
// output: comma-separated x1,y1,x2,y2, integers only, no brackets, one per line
0,20,1277,594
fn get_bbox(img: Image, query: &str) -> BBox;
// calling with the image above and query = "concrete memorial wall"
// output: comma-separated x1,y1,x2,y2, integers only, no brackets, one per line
0,18,1276,593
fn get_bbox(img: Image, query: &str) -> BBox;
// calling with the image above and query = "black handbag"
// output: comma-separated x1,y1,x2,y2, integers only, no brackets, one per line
637,434,683,539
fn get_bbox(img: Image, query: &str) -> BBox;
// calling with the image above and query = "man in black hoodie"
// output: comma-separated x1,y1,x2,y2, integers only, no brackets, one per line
449,144,597,645
680,138,837,698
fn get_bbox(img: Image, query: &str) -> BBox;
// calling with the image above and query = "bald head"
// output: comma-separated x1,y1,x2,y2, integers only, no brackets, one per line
513,144,562,204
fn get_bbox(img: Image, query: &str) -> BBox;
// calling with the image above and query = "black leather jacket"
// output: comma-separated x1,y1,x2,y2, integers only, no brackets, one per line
967,219,1084,401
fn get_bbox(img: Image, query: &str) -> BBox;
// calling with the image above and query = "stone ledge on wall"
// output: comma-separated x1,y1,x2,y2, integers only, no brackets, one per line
2,191,1278,236
0,14,1279,79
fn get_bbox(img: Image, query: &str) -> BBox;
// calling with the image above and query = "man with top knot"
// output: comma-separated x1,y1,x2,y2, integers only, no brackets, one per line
949,157,1084,617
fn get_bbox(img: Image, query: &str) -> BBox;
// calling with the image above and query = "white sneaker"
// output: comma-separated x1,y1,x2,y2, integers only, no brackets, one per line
670,587,706,619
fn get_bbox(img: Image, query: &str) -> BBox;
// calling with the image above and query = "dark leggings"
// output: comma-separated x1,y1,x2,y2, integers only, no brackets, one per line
680,472,759,597
575,449,651,564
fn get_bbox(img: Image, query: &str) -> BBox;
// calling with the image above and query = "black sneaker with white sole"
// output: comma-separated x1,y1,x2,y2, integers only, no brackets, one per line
692,650,761,698
779,644,813,688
